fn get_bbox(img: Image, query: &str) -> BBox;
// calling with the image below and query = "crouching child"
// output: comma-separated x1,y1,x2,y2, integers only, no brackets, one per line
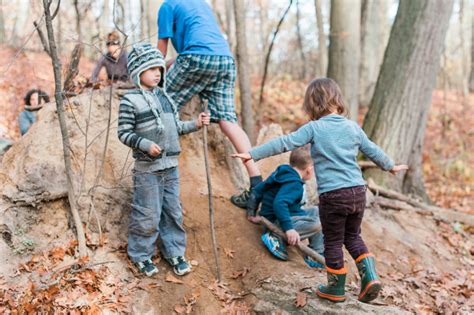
117,43,210,277
247,147,325,268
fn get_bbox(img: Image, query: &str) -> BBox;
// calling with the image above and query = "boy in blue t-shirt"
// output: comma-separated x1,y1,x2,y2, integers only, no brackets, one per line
157,0,262,209
247,147,325,268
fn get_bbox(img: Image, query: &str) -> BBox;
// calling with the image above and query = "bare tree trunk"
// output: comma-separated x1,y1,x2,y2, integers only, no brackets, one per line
0,0,5,43
225,0,235,53
233,0,255,143
42,0,87,257
314,0,327,77
102,0,110,36
56,7,62,55
140,0,147,40
258,0,294,107
295,0,306,80
470,13,474,92
363,0,454,200
327,0,361,120
459,0,470,98
147,0,161,44
73,0,82,41
33,20,51,57
359,0,390,107
64,44,83,93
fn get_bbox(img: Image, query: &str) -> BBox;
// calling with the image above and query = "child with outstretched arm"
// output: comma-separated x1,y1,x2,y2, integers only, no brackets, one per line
118,44,210,277
247,147,325,269
234,78,408,303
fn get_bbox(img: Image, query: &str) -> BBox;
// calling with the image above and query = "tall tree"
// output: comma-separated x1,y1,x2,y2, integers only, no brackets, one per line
225,0,235,52
147,0,161,44
0,0,5,43
233,0,255,143
295,0,306,80
42,0,87,257
140,0,147,40
327,0,361,120
470,11,474,92
363,0,454,199
314,0,327,77
359,0,391,107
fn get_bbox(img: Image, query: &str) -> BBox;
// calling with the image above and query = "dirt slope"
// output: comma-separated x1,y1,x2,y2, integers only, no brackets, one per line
0,88,472,314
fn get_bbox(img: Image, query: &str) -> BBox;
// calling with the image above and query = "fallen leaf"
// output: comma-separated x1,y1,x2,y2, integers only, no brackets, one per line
224,248,235,259
49,247,66,261
294,292,307,308
230,268,250,279
166,272,184,284
174,304,187,314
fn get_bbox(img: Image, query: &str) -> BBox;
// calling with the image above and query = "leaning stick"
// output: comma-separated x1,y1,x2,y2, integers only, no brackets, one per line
202,100,222,281
259,216,325,266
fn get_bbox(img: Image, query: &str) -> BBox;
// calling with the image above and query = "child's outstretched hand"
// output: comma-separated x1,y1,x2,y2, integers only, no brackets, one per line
149,143,161,157
197,112,211,128
390,164,409,174
232,153,252,162
285,229,300,246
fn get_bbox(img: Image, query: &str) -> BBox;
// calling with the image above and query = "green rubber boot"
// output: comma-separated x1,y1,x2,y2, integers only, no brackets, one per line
316,267,347,303
356,253,382,303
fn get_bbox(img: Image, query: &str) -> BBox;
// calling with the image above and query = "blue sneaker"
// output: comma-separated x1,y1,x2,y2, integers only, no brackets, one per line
304,255,326,269
166,256,192,276
135,259,159,277
261,232,288,260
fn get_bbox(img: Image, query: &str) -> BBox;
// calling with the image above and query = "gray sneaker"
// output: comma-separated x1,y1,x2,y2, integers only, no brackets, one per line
166,256,192,276
135,259,159,277
230,189,251,209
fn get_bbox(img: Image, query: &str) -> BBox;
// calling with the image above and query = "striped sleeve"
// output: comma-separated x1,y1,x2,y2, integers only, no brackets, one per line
117,96,154,152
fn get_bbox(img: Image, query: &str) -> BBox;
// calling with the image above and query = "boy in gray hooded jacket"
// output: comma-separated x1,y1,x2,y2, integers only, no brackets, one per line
118,43,210,277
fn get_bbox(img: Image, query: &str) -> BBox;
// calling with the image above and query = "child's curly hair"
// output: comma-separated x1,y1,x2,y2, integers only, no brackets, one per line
303,78,348,120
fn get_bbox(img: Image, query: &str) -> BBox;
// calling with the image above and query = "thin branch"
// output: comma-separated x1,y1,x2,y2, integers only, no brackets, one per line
42,0,87,258
258,0,294,107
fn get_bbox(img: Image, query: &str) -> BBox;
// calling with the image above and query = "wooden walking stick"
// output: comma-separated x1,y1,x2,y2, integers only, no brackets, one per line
259,216,326,266
202,100,222,281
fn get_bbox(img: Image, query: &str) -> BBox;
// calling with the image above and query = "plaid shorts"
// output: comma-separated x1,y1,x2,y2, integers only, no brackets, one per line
165,54,237,123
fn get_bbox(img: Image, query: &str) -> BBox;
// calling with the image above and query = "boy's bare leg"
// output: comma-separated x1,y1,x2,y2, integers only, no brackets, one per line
219,120,260,176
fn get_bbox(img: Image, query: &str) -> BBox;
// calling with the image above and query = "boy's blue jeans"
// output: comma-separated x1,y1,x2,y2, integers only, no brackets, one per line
288,206,324,253
127,167,186,263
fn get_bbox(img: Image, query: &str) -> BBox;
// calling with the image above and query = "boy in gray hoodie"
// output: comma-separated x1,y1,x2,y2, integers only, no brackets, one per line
118,43,210,277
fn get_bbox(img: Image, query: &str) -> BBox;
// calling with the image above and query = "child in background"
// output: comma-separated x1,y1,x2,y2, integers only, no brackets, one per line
91,31,129,83
19,89,50,136
234,78,408,303
117,43,210,277
247,147,325,269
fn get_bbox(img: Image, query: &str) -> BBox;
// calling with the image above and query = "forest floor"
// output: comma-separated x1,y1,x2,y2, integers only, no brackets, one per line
0,46,472,314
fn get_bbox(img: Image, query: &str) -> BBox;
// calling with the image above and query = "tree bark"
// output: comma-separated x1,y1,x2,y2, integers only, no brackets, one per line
140,0,147,40
42,0,88,258
295,0,306,80
470,13,474,92
314,0,327,77
258,0,294,107
359,0,390,107
33,21,51,57
327,0,361,120
73,0,82,41
363,0,454,200
63,44,83,93
147,0,161,45
0,0,5,43
233,0,255,143
225,0,235,53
